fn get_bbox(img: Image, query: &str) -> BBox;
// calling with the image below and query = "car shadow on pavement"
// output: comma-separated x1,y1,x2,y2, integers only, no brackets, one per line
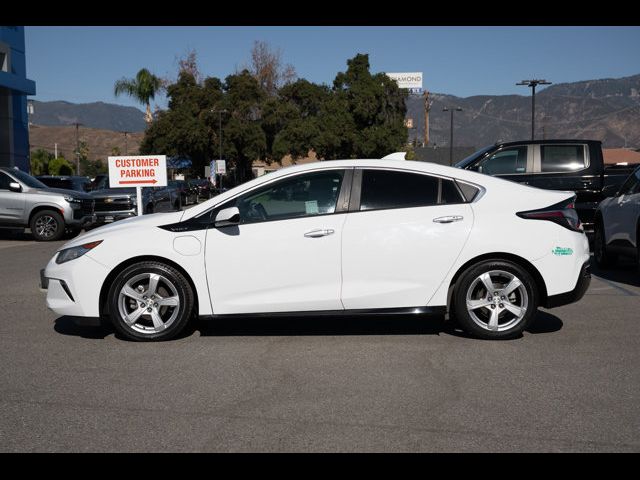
53,311,564,341
54,316,114,340
196,313,451,337
590,258,640,288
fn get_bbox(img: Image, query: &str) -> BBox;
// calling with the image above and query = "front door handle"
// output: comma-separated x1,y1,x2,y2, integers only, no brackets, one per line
433,215,464,224
304,228,335,238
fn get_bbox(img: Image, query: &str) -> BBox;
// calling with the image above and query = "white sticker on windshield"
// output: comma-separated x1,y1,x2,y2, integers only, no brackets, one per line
305,200,319,214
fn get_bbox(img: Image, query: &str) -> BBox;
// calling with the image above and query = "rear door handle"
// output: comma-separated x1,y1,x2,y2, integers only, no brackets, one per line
304,228,335,238
433,215,464,224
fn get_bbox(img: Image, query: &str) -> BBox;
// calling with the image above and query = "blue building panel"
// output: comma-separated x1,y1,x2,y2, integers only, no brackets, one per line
0,26,36,172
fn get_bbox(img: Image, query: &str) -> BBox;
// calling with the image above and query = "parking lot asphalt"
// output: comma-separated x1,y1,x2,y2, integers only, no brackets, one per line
0,228,639,452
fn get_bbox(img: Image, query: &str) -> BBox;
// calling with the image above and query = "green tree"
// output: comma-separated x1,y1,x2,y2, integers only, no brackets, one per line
114,68,164,124
141,71,219,174
48,155,74,175
325,53,408,159
30,148,53,175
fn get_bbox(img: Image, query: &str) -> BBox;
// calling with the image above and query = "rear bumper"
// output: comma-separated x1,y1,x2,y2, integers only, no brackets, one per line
544,261,591,308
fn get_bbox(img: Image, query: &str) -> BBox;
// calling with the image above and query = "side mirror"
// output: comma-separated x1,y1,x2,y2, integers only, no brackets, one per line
8,182,22,193
214,206,240,227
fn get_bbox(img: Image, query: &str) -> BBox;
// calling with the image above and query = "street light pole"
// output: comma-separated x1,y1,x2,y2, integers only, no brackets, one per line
516,79,552,140
442,107,462,165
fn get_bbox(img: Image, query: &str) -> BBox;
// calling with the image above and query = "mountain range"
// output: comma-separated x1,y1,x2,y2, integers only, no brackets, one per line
29,74,640,153
30,100,147,133
407,74,640,149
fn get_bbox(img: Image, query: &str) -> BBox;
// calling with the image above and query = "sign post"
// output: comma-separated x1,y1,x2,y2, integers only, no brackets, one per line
107,155,168,216
214,159,226,191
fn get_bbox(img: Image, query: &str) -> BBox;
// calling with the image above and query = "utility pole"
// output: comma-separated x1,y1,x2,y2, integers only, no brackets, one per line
54,143,58,159
72,122,83,175
423,90,433,146
442,107,462,165
210,109,228,190
122,131,129,155
516,79,552,140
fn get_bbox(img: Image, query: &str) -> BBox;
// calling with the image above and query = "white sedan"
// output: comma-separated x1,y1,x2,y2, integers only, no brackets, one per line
42,159,591,341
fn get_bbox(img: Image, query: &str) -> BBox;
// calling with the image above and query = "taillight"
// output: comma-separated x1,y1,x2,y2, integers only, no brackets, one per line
517,197,582,232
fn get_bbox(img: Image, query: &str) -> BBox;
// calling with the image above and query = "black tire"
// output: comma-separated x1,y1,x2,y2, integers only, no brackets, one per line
30,210,65,241
107,261,194,342
453,259,539,340
594,221,617,269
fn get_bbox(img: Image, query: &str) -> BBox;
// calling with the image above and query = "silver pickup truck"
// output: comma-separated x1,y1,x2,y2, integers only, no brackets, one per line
0,167,96,241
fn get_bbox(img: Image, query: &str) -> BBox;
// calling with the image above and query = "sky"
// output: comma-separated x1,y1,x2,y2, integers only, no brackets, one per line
25,26,640,112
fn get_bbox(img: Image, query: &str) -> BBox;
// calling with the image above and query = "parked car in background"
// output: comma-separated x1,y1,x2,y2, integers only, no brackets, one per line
0,167,95,241
89,179,180,226
189,178,216,200
43,159,590,341
168,180,198,206
455,140,636,234
594,165,640,269
36,175,91,193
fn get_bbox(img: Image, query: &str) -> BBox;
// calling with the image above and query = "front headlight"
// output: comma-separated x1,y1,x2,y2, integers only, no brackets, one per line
63,195,82,203
56,240,103,264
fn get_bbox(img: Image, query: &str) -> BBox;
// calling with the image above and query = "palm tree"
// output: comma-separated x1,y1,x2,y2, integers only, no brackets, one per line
114,68,163,124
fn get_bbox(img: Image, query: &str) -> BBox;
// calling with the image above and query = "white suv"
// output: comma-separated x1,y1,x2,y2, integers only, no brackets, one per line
594,165,640,269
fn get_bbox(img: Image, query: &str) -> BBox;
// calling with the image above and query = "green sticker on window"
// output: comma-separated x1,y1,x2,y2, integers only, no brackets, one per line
552,246,574,256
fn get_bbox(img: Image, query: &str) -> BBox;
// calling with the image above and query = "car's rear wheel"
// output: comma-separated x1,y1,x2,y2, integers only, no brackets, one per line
30,210,65,241
594,221,617,268
453,260,538,339
107,261,194,341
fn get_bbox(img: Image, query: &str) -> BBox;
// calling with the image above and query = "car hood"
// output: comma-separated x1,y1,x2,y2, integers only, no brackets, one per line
60,210,186,249
30,187,93,200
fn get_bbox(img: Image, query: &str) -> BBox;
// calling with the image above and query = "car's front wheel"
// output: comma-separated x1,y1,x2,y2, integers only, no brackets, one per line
107,261,194,341
453,260,539,340
30,210,65,241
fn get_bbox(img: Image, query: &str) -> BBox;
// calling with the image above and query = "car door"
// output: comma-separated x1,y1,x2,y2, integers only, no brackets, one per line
341,168,474,310
205,168,351,314
606,168,640,248
0,172,26,225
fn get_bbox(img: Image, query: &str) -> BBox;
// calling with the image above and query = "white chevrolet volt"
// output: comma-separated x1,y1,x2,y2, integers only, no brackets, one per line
42,159,591,341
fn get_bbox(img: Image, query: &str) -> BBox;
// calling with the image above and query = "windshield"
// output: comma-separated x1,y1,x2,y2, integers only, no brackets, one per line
454,145,495,169
8,168,48,189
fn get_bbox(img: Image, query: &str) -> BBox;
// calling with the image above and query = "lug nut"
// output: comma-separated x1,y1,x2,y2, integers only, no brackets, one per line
499,303,504,308
490,305,496,309
154,303,158,307
146,307,152,312
501,296,505,300
139,302,145,308
143,296,148,300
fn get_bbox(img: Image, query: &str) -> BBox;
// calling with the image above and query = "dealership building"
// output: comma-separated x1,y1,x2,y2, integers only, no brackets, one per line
0,26,36,171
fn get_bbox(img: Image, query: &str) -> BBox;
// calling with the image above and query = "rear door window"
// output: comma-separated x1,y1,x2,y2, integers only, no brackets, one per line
359,170,439,211
540,145,587,173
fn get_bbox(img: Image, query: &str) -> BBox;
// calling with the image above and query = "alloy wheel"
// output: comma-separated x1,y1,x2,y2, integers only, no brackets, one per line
34,215,58,239
117,273,180,334
465,270,529,332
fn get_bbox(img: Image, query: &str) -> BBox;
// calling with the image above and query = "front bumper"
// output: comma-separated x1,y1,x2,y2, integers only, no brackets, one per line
544,261,591,308
94,210,137,224
41,253,109,318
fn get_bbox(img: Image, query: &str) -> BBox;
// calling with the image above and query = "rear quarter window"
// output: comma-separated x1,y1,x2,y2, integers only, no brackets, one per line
540,145,587,173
